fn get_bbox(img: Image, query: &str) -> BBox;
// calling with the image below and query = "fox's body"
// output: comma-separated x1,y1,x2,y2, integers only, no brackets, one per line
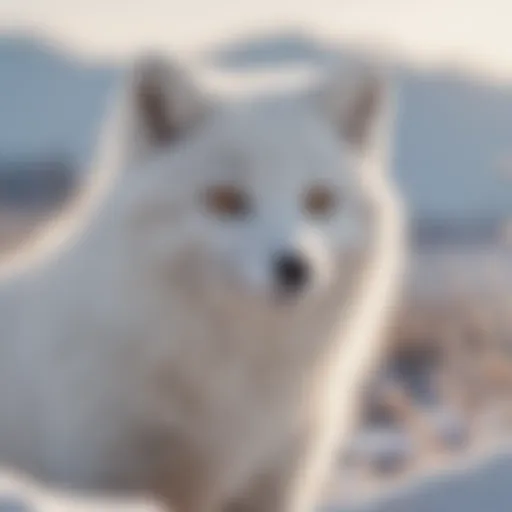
0,55,405,511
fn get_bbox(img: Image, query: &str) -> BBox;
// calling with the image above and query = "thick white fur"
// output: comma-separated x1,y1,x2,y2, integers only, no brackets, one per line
0,53,405,512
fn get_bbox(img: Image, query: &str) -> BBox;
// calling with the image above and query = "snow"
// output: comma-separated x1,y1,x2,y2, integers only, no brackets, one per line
338,446,512,512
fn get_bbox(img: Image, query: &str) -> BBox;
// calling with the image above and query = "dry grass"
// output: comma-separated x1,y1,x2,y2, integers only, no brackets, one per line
347,244,512,483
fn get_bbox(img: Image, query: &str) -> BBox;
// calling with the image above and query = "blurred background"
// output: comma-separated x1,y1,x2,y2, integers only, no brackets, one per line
1,1,512,510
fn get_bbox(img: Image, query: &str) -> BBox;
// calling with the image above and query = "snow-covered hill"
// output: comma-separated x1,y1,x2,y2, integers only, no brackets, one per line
0,33,120,169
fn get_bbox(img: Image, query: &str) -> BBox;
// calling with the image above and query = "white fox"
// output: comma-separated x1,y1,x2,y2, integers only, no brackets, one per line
0,53,405,512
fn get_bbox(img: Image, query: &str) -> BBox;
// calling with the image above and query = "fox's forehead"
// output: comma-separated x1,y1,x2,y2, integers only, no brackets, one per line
185,97,357,188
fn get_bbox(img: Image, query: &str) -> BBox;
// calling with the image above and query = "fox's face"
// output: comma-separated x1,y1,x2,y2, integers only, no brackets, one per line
121,55,392,312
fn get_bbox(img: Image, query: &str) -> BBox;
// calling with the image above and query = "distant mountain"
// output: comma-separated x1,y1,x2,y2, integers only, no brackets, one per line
1,30,512,222
207,30,337,69
0,32,121,169
395,69,512,222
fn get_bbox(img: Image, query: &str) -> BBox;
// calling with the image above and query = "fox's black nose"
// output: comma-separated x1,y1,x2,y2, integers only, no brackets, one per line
273,252,310,293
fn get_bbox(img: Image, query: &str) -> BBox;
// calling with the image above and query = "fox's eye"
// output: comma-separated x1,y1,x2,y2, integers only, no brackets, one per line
302,186,339,218
204,185,251,219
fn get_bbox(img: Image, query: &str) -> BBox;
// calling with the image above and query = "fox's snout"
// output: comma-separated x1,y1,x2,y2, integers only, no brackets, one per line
272,250,311,296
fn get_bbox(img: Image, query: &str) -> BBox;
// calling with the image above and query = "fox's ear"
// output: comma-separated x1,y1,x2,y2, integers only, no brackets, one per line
122,53,209,166
316,59,392,154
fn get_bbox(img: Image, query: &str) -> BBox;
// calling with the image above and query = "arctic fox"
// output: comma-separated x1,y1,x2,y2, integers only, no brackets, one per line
0,53,405,512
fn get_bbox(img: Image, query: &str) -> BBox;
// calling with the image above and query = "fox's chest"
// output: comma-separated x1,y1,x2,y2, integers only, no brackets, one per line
158,342,304,438
128,351,304,501
146,332,307,463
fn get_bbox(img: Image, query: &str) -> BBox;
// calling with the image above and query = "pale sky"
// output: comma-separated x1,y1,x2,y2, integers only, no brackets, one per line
0,0,511,82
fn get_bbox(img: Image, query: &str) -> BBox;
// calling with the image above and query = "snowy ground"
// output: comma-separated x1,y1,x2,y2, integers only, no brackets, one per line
337,445,512,512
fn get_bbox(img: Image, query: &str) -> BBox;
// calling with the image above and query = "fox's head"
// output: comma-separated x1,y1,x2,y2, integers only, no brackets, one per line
113,54,398,315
